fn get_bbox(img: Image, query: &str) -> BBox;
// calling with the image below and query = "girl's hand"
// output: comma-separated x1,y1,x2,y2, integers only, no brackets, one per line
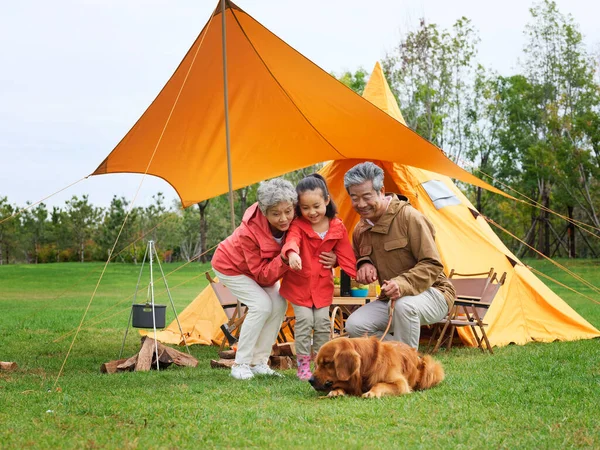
288,252,302,271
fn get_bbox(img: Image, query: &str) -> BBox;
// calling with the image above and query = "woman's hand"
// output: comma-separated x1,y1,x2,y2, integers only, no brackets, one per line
288,252,302,271
319,251,337,269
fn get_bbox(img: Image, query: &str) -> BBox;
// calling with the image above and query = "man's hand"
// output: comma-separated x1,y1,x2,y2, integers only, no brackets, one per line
381,279,400,300
319,251,337,269
356,263,378,284
288,252,302,271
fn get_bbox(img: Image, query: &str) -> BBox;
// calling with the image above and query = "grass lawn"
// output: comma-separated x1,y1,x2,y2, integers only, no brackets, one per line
1,259,599,449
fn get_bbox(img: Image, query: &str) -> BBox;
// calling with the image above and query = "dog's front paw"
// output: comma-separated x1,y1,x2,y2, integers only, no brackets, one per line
327,389,346,398
362,390,382,399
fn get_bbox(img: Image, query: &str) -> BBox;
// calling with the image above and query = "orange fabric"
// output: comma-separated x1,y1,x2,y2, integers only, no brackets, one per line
92,2,507,207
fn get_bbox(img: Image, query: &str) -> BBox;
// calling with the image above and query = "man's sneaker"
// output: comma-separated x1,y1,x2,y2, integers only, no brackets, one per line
231,363,254,380
250,363,283,377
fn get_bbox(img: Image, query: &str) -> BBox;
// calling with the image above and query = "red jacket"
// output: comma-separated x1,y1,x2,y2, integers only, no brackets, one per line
280,217,356,308
211,203,289,287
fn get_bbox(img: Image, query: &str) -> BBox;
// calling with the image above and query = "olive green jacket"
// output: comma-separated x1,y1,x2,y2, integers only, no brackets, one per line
352,194,455,309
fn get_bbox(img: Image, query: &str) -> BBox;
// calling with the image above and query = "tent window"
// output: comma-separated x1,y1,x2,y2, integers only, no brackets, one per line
421,180,461,210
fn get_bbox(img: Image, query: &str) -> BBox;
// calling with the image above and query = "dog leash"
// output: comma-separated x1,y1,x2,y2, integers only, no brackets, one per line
380,297,396,342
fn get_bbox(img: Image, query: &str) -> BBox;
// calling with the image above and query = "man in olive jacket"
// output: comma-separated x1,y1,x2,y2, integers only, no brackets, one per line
344,162,455,349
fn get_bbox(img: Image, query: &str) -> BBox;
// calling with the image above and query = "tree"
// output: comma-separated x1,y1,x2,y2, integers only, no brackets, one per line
336,68,368,95
20,203,49,263
0,197,18,264
382,17,479,159
99,196,141,262
64,195,102,263
518,0,600,256
463,66,503,213
178,201,204,263
142,193,179,258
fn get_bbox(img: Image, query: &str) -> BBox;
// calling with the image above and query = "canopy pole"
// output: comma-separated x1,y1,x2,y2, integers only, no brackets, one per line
221,0,236,233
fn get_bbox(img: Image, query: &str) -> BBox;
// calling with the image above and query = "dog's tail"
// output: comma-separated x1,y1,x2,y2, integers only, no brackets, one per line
416,355,445,390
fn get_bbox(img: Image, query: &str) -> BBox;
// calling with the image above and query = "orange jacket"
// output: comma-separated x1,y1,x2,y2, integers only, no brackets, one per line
211,203,289,287
280,217,356,308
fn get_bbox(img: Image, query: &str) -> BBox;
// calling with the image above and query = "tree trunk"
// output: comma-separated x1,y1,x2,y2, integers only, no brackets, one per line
543,189,551,256
567,205,575,258
579,164,600,229
476,186,483,214
537,183,551,257
518,216,537,258
198,200,210,263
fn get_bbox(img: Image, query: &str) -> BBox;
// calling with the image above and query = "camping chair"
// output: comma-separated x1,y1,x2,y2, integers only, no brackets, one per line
330,305,346,340
278,305,295,343
429,268,505,354
205,272,248,351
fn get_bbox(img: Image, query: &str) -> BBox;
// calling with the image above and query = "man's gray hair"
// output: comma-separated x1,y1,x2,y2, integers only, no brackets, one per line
344,162,385,192
257,178,297,214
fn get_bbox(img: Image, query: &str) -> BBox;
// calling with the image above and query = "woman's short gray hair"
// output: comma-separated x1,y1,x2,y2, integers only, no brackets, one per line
344,162,384,192
257,178,297,214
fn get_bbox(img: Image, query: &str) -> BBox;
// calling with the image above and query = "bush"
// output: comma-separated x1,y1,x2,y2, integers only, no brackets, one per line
37,244,57,263
58,248,77,262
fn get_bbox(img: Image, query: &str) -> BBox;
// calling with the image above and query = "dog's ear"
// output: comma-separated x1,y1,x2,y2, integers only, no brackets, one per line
334,348,361,381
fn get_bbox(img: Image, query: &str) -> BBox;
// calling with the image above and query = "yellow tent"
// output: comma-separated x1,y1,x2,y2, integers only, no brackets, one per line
142,285,227,346
319,62,599,347
150,62,599,348
91,1,506,206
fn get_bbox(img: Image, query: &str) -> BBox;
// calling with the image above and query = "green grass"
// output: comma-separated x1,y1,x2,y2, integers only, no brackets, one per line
1,260,599,449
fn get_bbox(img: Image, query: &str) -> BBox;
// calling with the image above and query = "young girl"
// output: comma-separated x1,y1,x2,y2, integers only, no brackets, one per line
280,174,357,380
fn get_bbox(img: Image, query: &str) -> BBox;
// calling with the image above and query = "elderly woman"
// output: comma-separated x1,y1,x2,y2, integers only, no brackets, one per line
212,178,336,380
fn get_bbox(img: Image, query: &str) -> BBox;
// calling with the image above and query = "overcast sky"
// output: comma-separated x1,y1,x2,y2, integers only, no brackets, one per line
1,0,599,210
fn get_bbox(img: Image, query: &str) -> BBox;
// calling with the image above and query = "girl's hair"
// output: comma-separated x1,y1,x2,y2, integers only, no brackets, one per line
295,173,338,219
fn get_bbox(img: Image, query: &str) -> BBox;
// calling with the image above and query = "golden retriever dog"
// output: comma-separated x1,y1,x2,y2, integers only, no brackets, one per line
309,337,444,398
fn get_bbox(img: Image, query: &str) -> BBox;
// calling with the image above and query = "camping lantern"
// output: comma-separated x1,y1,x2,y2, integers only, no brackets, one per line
132,303,166,329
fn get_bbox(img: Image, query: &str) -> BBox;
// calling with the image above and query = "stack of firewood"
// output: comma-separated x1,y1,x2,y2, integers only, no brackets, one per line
101,337,198,373
1,361,17,371
210,342,296,370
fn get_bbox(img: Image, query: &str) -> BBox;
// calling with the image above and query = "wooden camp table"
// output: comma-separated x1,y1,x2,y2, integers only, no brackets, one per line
329,296,372,339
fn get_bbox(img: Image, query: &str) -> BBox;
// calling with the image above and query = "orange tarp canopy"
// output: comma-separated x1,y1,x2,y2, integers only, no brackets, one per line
92,1,506,207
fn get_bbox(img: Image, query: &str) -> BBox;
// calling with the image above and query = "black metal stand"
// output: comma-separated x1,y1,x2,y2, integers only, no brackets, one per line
119,240,190,370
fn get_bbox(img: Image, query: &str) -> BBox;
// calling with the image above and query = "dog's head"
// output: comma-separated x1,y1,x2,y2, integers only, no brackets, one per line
309,338,361,394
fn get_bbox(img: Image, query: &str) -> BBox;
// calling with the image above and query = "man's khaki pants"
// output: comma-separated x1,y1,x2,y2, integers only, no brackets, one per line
345,287,448,349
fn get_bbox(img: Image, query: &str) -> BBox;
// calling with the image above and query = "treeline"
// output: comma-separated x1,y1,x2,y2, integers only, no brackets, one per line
0,193,213,264
0,170,317,265
1,0,599,264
